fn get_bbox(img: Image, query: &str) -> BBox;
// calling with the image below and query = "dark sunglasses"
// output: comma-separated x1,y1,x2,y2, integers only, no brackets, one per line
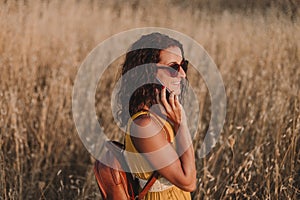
157,59,188,77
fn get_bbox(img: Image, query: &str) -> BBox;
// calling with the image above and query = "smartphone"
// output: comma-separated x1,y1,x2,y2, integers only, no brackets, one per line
155,77,171,101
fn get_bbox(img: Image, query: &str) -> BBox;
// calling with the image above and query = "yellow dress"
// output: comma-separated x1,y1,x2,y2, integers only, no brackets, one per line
125,111,191,200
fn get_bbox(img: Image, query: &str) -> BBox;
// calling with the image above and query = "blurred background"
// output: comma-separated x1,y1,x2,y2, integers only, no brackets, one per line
0,0,299,199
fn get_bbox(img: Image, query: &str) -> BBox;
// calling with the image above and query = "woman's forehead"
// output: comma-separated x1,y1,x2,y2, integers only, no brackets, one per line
159,46,182,62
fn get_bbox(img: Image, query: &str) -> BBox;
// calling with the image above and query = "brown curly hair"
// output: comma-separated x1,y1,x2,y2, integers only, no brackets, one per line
116,32,187,127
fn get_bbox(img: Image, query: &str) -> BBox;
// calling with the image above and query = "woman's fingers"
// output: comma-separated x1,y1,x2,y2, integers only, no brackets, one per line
168,91,175,108
160,87,181,110
158,87,183,125
174,94,180,107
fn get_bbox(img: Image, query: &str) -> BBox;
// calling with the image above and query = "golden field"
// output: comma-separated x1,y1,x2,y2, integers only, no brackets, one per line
0,0,299,199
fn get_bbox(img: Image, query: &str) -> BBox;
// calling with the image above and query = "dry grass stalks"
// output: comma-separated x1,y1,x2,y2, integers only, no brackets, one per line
0,0,299,199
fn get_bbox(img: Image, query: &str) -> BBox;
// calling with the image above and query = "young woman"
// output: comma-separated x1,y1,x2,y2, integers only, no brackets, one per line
116,32,196,199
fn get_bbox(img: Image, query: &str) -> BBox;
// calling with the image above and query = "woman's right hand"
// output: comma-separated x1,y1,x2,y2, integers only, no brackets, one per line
155,87,187,129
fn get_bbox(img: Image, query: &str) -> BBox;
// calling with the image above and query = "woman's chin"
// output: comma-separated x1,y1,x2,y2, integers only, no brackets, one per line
172,88,181,95
170,85,181,95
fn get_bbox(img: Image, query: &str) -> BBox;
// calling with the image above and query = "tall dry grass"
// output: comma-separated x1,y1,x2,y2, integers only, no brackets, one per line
0,0,299,199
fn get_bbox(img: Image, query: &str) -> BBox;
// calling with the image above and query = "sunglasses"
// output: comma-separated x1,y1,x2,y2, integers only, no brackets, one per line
156,59,188,77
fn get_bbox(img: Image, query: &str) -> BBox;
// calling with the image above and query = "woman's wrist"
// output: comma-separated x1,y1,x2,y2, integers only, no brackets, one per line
173,120,188,135
176,117,188,127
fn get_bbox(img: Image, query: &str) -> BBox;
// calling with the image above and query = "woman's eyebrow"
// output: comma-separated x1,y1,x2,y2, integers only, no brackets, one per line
167,61,180,65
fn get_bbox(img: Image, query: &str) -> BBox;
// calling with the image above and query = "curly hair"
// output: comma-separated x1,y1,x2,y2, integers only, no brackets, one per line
116,32,187,127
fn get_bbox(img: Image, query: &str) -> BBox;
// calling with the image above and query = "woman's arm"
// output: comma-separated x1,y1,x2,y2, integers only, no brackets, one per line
130,88,196,192
130,114,196,191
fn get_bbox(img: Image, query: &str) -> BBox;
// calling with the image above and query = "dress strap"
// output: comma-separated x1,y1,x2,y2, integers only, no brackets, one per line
131,110,150,121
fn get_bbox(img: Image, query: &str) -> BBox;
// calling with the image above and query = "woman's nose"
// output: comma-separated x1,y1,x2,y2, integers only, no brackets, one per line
178,66,186,78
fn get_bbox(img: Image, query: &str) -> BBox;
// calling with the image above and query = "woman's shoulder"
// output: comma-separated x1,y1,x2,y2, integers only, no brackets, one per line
130,110,173,131
130,110,175,143
133,112,152,127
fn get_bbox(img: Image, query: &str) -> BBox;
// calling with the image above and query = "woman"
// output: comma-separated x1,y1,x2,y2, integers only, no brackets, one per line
116,32,196,199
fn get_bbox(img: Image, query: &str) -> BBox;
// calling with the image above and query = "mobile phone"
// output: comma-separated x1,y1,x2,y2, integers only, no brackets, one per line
155,77,171,101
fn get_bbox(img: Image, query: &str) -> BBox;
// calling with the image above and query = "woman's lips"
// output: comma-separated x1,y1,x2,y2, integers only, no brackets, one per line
172,81,181,85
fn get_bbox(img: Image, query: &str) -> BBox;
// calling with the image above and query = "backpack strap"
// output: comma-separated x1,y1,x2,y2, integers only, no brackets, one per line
136,171,159,200
107,140,159,200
